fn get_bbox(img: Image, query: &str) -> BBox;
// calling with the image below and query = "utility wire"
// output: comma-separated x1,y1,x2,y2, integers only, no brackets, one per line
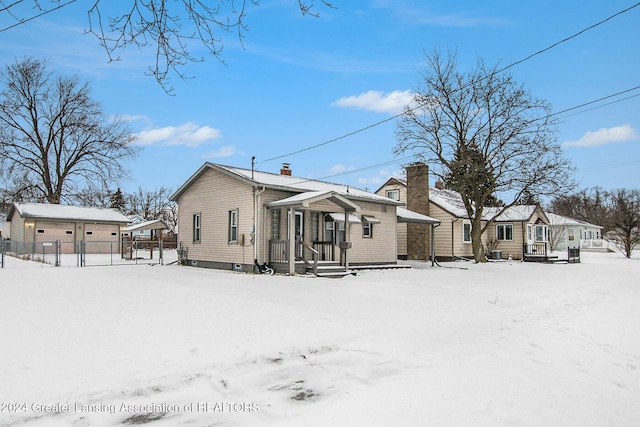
281,85,640,189
259,2,640,165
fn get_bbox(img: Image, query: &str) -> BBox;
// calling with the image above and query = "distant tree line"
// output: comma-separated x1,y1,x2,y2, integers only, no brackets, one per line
549,188,640,258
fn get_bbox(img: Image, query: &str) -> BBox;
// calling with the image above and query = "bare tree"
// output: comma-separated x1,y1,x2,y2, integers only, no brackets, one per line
125,186,173,219
548,187,610,228
395,50,573,262
0,57,138,204
0,1,334,94
607,189,640,258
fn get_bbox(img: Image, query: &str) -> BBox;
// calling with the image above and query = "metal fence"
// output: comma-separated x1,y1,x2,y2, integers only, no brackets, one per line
0,238,178,268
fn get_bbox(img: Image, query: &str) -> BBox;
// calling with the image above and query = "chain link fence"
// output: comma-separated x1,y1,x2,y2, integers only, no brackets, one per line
0,238,178,268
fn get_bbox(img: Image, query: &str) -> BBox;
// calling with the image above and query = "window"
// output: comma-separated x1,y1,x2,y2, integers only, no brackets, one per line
111,232,117,236
568,229,575,241
363,222,373,238
66,230,73,235
386,189,400,201
270,210,281,240
336,221,345,244
534,224,548,242
496,224,513,241
228,210,238,243
193,213,201,243
462,222,471,243
86,231,93,236
37,229,45,234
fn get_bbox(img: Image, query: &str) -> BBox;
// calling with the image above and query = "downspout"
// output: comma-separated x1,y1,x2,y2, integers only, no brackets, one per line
431,222,440,266
253,185,266,267
451,217,459,259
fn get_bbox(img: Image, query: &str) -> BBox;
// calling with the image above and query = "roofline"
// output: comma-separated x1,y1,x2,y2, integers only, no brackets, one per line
374,177,406,195
171,162,403,206
7,202,129,224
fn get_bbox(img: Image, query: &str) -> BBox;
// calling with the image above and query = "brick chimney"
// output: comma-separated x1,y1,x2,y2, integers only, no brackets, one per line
406,162,431,261
280,163,291,176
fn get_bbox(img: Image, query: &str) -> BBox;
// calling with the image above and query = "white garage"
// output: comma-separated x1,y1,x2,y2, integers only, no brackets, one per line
7,203,130,254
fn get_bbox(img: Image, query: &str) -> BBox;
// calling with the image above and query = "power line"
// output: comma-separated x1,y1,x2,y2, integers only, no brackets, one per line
558,92,640,119
280,85,640,188
259,2,640,165
551,85,640,117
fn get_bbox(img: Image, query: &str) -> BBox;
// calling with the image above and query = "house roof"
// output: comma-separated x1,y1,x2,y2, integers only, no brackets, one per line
547,212,603,229
397,207,441,224
171,163,403,206
8,202,130,223
374,177,406,194
266,190,360,211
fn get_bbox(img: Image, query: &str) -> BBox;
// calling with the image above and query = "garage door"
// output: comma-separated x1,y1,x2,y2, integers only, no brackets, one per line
34,221,76,254
84,223,121,254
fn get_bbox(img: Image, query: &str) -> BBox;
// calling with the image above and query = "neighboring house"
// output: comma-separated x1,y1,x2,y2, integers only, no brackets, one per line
6,202,130,254
375,177,408,258
547,213,606,252
170,162,420,275
429,185,550,260
125,214,153,239
380,175,551,261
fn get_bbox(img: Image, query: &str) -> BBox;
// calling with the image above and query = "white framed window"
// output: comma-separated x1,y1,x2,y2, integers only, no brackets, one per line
228,210,238,243
386,189,400,201
462,221,471,243
534,224,548,242
193,213,201,243
363,222,373,238
568,229,575,241
496,224,513,241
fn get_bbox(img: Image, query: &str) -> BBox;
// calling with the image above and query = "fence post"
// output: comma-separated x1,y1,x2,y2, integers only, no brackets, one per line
159,239,164,265
1,238,5,269
55,240,61,267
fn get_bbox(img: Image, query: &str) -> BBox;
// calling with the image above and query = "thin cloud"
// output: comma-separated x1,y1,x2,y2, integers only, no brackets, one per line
562,124,639,148
134,122,222,147
332,90,413,115
203,145,236,158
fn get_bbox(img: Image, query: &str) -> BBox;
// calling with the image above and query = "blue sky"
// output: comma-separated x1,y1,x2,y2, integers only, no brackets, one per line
1,0,638,198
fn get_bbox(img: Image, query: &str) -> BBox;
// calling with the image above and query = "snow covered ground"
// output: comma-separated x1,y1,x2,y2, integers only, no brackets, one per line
1,251,639,426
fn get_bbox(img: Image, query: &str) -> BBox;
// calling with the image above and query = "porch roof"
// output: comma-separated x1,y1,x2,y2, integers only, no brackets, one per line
397,207,441,224
266,190,360,212
122,219,166,232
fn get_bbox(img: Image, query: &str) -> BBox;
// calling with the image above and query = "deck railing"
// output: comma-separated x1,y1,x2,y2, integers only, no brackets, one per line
524,242,547,257
312,240,334,261
269,239,289,263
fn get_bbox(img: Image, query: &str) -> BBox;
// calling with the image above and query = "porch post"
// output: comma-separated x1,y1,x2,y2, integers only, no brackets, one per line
288,207,296,275
344,210,350,269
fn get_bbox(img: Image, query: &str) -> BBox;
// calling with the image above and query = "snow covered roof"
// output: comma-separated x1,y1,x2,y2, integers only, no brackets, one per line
9,203,130,223
266,190,360,211
429,186,469,217
547,213,603,229
397,207,441,224
122,219,166,232
428,187,544,222
172,163,403,206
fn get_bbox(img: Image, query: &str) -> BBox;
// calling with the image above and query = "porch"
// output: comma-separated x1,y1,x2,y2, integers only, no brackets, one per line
266,191,360,277
523,242,558,263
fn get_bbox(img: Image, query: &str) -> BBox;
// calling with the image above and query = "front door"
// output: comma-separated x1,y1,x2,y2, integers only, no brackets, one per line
526,224,533,254
288,211,304,259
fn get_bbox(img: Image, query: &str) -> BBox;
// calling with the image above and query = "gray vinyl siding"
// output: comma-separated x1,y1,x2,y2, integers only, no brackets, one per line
177,168,255,265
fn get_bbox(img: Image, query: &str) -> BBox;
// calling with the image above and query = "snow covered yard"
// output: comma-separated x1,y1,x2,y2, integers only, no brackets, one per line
1,252,639,427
